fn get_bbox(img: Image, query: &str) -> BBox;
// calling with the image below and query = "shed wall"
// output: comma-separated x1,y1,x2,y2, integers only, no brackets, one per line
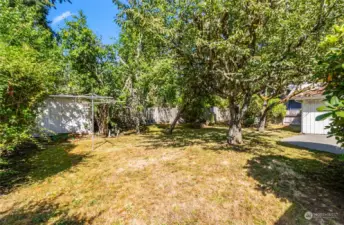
301,99,331,134
37,97,91,134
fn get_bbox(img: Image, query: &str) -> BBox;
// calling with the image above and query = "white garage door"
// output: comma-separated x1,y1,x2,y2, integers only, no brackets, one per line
302,99,331,134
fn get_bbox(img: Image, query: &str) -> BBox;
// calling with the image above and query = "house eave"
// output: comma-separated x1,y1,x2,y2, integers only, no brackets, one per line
49,94,113,100
294,95,325,101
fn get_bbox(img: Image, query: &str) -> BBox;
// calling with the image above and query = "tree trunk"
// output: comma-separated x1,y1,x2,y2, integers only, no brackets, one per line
257,112,267,132
167,106,185,135
256,85,308,132
227,104,243,145
227,119,243,145
135,116,140,134
227,95,251,145
257,100,268,132
257,101,280,132
96,104,109,136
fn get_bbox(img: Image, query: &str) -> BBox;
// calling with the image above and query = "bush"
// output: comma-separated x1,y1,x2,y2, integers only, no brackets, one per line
209,113,215,126
243,95,262,127
0,1,62,154
243,95,287,127
268,99,287,124
316,24,344,148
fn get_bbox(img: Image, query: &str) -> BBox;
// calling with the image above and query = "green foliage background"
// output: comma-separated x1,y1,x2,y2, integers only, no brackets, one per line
1,0,343,152
316,24,344,147
0,0,62,153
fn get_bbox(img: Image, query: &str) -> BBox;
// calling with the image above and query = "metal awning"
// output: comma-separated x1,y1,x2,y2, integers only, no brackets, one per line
49,94,117,103
50,94,113,99
49,94,119,150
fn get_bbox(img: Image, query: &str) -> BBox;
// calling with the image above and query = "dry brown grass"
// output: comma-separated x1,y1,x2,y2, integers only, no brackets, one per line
0,125,343,225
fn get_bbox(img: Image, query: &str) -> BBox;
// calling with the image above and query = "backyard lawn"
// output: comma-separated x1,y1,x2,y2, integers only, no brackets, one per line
1,125,344,225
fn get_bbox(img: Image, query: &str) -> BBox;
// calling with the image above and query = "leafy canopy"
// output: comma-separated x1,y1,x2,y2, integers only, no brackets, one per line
0,0,62,152
316,24,344,147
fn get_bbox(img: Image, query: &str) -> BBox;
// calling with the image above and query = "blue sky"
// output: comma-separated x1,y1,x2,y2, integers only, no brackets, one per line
48,0,121,44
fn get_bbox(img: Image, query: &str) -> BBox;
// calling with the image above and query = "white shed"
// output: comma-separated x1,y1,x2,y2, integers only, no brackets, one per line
294,87,331,135
36,95,92,135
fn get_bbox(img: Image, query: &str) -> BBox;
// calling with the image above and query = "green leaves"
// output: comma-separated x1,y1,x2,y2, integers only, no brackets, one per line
316,105,334,111
0,0,63,153
316,97,344,122
335,111,344,117
58,11,120,96
316,112,333,121
114,0,344,140
330,96,340,106
316,24,344,147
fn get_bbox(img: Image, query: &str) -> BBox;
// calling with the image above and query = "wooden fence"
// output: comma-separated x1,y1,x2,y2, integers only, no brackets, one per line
145,107,230,124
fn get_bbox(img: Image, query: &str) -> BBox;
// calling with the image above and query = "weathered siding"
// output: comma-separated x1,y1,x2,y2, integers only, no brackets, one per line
145,107,230,124
145,108,179,124
37,97,91,134
283,109,301,125
301,99,331,134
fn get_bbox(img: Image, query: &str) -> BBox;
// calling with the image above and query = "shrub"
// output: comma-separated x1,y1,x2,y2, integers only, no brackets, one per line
243,95,287,127
316,24,344,148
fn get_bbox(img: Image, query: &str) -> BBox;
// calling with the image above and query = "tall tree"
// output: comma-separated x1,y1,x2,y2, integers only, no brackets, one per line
114,0,179,133
178,0,343,144
0,0,62,153
120,0,342,144
10,0,71,29
59,11,119,95
59,12,121,135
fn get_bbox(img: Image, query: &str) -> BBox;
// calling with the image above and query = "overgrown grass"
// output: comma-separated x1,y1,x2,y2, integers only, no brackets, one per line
1,125,343,225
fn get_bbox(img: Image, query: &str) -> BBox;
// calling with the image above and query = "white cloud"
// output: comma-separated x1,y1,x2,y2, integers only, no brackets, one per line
52,11,73,25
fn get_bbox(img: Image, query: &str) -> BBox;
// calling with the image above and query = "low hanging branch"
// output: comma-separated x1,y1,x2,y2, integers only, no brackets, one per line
257,85,315,131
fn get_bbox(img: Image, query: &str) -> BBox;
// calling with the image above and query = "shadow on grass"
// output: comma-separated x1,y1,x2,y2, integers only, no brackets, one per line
141,126,228,149
0,142,87,195
142,126,282,156
153,126,344,224
0,196,101,225
204,131,280,154
246,154,344,224
269,125,301,133
94,139,115,150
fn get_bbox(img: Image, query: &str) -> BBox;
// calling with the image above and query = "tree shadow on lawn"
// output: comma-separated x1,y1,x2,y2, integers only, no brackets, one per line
143,126,344,224
268,125,301,134
140,126,229,149
0,142,88,195
206,130,281,153
246,154,344,224
142,125,264,147
141,126,278,155
0,196,101,225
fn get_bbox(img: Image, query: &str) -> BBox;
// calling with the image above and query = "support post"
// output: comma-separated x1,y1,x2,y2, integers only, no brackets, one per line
92,94,94,151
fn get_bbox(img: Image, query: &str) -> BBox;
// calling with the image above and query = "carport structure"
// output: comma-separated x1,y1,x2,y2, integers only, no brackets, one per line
41,94,115,150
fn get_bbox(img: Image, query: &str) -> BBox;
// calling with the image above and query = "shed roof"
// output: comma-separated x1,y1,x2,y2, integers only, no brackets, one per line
48,94,119,104
49,94,113,100
293,86,326,100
